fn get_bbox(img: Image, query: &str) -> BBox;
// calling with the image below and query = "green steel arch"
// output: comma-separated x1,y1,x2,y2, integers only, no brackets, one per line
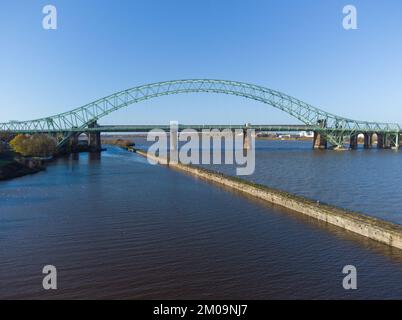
0,79,399,148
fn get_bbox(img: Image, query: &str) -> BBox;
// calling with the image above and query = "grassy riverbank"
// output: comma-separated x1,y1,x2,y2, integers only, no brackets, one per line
101,137,135,148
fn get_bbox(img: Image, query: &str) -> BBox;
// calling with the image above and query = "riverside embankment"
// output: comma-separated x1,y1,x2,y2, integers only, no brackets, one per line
136,149,402,250
0,159,44,181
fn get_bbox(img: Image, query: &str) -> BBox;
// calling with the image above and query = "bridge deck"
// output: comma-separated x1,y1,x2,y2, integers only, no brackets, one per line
94,124,314,133
0,124,315,134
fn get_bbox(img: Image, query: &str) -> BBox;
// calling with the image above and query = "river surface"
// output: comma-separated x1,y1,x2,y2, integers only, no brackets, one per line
1,141,402,299
197,140,402,225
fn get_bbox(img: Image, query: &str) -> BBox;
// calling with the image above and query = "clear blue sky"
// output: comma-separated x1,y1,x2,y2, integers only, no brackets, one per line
1,0,402,125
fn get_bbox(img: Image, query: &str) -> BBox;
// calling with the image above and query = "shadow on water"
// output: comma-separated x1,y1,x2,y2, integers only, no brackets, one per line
88,152,102,162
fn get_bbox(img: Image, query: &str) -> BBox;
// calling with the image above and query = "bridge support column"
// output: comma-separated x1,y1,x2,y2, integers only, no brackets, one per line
379,133,397,149
389,133,399,150
88,132,101,152
313,131,327,149
364,133,373,149
349,134,358,150
377,134,383,149
88,122,101,152
69,134,79,152
385,134,391,149
394,134,400,150
242,128,251,150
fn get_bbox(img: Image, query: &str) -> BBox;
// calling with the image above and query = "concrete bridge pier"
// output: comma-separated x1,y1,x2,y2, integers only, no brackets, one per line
313,132,327,149
69,134,79,152
384,134,392,149
88,122,102,152
364,133,373,149
242,128,251,150
377,133,385,149
349,134,358,150
88,132,101,152
394,135,400,150
376,133,397,149
390,133,399,150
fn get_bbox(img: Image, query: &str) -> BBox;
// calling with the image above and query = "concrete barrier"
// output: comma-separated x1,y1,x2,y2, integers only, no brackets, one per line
136,150,402,249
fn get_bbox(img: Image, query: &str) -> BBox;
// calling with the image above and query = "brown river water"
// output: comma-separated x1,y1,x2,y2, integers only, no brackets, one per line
1,141,402,299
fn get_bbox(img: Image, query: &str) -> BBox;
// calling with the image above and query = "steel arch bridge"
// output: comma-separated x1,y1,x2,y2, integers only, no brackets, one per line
0,79,400,149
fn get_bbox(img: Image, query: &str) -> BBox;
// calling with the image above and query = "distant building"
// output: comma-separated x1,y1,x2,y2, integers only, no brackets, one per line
299,131,314,138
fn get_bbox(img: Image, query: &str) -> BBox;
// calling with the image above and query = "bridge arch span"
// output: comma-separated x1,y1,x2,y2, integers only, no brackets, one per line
0,79,399,148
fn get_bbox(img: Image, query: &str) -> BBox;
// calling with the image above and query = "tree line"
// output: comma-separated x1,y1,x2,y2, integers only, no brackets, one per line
8,134,57,157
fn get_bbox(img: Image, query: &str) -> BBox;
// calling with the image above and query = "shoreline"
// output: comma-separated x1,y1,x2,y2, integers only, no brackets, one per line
0,147,106,182
135,149,402,250
0,160,44,181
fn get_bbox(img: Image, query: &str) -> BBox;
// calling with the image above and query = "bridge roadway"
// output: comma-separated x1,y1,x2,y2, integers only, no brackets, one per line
70,123,401,152
67,124,313,152
85,124,314,133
